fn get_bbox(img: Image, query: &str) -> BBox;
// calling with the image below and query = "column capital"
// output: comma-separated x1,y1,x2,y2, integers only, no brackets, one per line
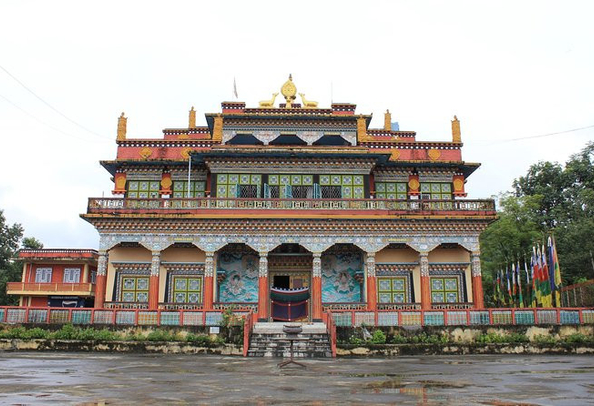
471,252,482,277
97,251,108,276
419,252,429,277
366,253,376,278
150,251,161,277
204,252,215,277
312,253,322,278
258,254,268,278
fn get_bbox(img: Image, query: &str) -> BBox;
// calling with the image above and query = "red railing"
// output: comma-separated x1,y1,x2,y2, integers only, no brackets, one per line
6,282,95,294
323,311,337,358
0,306,592,329
87,197,496,216
243,310,255,357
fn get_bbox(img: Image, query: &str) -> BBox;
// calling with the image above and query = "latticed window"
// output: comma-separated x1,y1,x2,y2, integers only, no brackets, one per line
172,181,206,198
35,268,52,283
319,174,364,199
63,268,81,283
172,276,202,304
121,276,149,302
267,174,314,198
378,277,408,303
216,174,261,198
375,182,407,199
420,182,452,200
431,277,459,303
127,181,160,198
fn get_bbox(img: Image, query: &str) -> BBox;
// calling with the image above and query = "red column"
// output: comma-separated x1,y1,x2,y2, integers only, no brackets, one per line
366,253,377,311
148,251,160,310
94,251,108,309
257,253,269,321
420,252,431,310
203,252,215,310
312,253,323,321
471,252,484,309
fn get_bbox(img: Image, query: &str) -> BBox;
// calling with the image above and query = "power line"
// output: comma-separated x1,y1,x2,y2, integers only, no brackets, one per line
0,92,102,143
0,64,111,141
480,124,594,146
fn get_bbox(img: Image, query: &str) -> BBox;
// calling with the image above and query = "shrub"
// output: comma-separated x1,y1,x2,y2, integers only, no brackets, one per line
532,334,556,345
388,334,408,344
146,329,175,341
22,327,49,339
370,330,386,344
564,333,593,345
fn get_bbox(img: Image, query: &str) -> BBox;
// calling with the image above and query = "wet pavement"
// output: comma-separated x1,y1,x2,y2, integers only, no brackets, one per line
0,353,593,405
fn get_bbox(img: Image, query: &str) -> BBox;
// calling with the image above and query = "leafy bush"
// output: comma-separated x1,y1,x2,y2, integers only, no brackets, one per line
146,329,176,342
388,334,408,344
22,327,49,339
186,333,212,346
370,330,386,344
564,333,593,344
532,334,556,345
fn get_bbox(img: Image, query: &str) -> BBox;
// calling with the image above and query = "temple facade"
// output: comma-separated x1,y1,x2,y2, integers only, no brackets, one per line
80,76,496,321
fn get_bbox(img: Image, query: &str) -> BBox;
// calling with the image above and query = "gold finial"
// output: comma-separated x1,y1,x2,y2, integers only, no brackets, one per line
189,106,196,129
356,115,368,142
280,74,297,108
299,93,318,109
117,112,127,141
451,115,461,143
384,109,392,131
212,114,223,142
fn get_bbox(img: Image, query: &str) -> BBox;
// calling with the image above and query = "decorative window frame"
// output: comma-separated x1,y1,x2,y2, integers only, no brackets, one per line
376,263,416,302
163,263,205,303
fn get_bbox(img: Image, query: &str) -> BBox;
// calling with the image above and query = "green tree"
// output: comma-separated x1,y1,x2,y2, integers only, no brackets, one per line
0,210,24,306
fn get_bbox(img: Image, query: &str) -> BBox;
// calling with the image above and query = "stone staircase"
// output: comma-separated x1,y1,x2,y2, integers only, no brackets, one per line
247,322,332,358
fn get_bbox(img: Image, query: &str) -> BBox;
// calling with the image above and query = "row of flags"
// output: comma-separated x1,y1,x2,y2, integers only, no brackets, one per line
493,236,563,308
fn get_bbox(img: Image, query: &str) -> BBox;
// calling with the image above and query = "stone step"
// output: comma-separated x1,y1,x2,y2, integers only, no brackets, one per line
253,322,327,334
247,323,332,358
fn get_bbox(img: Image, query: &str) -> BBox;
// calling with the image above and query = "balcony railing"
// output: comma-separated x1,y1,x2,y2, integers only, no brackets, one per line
87,197,496,216
7,282,95,295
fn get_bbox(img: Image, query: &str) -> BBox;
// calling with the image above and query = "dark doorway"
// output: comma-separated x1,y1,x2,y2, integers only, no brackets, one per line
273,275,290,289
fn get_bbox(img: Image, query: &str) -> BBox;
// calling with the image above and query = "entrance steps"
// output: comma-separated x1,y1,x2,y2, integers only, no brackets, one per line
248,322,332,358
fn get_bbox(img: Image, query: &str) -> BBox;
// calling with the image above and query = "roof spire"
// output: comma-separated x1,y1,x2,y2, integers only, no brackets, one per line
117,112,127,141
281,74,297,108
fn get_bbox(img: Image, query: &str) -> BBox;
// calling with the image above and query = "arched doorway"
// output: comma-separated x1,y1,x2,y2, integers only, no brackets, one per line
268,243,312,322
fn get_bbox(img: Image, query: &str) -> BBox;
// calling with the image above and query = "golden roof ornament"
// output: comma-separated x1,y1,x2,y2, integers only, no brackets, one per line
280,74,297,108
117,112,127,141
451,115,461,143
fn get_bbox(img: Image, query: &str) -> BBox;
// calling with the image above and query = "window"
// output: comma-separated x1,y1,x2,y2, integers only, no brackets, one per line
172,181,206,198
35,268,52,283
267,174,314,198
420,182,452,200
319,174,364,199
127,181,160,198
431,277,459,303
375,182,407,199
171,276,203,304
216,174,261,198
121,276,149,302
378,277,408,303
63,268,81,283
321,185,341,199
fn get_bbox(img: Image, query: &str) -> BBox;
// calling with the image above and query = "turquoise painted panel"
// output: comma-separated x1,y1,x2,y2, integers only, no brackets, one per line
218,252,259,303
321,252,362,302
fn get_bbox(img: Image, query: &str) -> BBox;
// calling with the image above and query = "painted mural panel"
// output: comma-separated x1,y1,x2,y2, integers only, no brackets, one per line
218,252,259,302
321,252,362,302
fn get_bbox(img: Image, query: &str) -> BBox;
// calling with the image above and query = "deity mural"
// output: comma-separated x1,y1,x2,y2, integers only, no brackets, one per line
321,252,362,302
218,252,258,302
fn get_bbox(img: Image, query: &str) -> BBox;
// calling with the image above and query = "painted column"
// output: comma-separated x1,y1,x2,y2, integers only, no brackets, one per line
148,251,161,310
471,251,484,309
366,252,377,311
257,252,269,321
95,251,108,308
203,251,215,310
420,252,431,310
312,252,323,321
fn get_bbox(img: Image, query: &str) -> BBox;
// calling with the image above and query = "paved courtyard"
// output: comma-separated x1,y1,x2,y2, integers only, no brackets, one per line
0,352,592,405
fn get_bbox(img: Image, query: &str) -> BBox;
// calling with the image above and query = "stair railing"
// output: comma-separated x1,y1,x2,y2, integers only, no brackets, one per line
242,310,255,357
323,311,337,358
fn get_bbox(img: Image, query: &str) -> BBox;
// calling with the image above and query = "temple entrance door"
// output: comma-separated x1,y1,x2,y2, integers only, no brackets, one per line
269,271,310,322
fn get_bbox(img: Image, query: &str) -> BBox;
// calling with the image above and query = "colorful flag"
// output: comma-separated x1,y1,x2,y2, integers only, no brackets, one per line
532,246,541,306
517,260,524,308
549,236,562,307
540,244,551,307
233,77,238,99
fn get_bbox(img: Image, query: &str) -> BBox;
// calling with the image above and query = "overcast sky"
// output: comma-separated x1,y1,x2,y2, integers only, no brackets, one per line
0,0,592,249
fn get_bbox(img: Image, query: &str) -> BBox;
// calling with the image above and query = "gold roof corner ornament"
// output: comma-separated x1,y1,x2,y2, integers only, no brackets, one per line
384,109,391,131
299,93,318,109
280,74,297,108
259,93,278,108
117,112,127,141
451,115,461,143
189,106,196,129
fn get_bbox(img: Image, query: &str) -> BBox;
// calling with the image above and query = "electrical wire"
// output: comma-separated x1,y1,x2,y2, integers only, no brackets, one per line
0,64,111,141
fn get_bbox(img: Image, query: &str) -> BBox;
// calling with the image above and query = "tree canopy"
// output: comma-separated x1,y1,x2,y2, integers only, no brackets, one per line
481,141,594,300
0,210,43,305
